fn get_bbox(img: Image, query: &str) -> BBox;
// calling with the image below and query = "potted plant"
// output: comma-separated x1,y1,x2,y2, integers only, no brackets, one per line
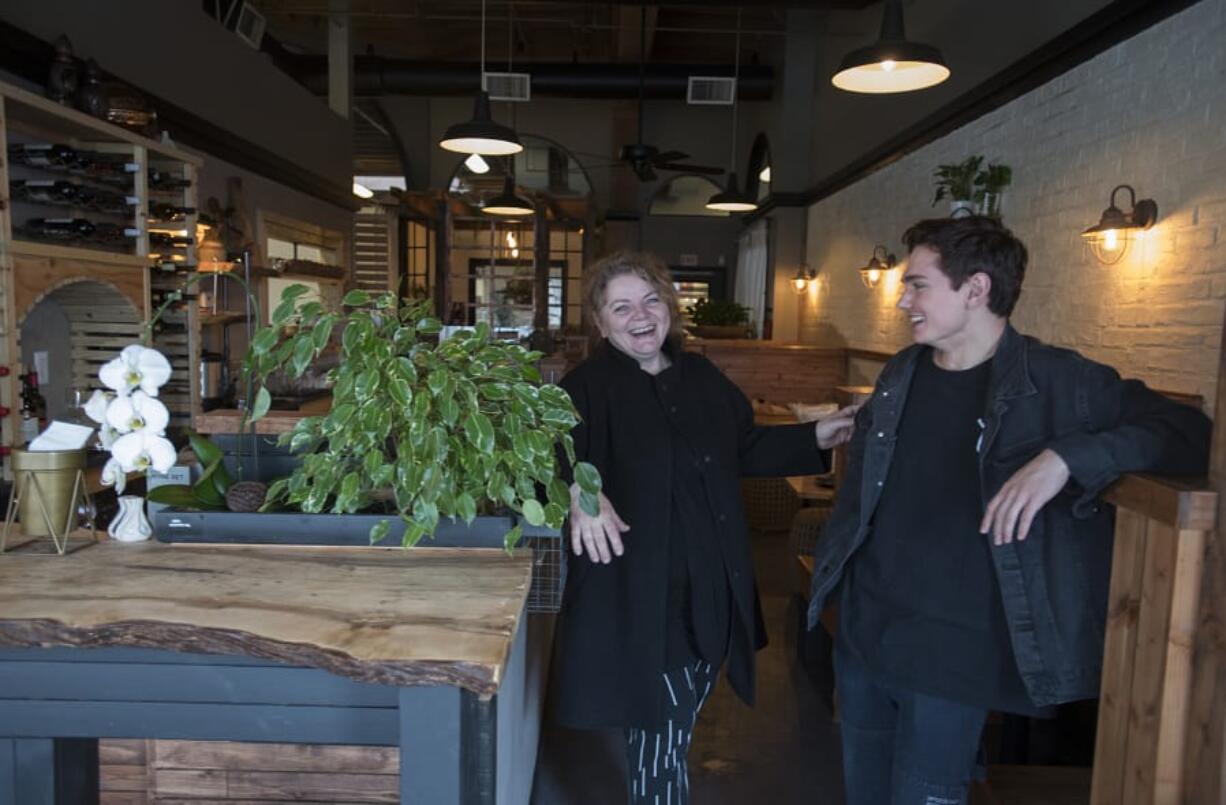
975,162,1012,219
932,155,984,217
152,285,603,552
686,298,753,339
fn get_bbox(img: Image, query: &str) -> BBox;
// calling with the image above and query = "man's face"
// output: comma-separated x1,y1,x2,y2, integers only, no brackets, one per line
896,245,978,350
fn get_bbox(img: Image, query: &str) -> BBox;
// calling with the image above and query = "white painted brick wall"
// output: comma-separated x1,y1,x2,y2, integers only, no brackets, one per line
798,0,1226,409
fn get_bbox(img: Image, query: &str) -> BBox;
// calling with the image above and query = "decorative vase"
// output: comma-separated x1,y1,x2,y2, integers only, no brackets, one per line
108,495,152,543
950,199,975,218
46,35,78,105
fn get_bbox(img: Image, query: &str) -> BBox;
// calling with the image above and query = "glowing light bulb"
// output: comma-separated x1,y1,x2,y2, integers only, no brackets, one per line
881,60,896,72
1103,229,1119,251
464,153,490,174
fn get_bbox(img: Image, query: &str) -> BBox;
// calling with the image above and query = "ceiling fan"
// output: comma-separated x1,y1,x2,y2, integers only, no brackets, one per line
586,6,726,183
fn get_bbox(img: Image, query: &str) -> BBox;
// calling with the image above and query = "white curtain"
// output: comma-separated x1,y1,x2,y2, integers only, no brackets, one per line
734,220,769,337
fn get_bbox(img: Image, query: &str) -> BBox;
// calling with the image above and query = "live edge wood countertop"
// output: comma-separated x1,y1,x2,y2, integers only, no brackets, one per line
0,541,533,695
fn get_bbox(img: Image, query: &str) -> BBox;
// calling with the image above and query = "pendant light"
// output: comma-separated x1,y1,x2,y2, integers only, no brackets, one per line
482,169,533,216
439,0,523,156
707,9,757,213
832,0,950,94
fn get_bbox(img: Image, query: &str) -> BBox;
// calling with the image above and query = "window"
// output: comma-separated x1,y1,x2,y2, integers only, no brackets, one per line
261,211,345,270
401,217,434,299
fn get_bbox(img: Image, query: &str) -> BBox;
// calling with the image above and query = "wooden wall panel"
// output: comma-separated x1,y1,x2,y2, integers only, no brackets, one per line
689,341,847,404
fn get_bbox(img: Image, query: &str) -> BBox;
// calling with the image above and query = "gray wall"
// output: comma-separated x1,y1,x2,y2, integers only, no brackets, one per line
0,0,352,188
804,0,1113,186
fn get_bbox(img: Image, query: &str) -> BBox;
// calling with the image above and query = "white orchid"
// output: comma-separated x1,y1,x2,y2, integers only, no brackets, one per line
98,424,120,451
105,391,170,436
110,430,177,474
100,456,127,495
99,345,171,397
83,389,114,424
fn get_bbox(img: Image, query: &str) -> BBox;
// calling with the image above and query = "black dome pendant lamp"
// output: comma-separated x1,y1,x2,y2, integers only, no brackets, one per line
439,0,523,156
832,0,950,94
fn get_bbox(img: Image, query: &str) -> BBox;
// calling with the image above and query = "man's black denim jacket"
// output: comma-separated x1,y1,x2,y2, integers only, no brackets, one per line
808,325,1211,706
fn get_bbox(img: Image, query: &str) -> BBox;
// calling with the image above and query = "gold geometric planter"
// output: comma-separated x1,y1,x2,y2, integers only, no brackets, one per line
2,448,96,555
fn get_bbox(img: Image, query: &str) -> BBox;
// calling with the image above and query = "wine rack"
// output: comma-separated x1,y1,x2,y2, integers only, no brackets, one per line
0,79,205,475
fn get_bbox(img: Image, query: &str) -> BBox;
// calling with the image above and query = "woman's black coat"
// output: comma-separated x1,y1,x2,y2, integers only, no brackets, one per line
552,341,827,729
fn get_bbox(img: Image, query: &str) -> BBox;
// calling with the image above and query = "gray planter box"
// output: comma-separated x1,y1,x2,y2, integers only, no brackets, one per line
151,509,565,613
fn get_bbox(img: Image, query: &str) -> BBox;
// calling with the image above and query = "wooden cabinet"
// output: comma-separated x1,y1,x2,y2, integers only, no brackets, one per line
0,79,204,470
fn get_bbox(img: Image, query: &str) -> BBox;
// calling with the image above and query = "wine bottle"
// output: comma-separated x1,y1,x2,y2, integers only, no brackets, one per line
20,217,96,241
27,370,48,431
149,232,195,250
10,179,80,205
148,201,197,221
82,186,140,215
7,143,78,168
92,222,142,245
147,169,192,191
18,370,39,445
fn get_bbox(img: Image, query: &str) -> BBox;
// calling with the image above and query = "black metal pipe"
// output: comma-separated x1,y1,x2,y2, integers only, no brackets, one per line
285,56,774,100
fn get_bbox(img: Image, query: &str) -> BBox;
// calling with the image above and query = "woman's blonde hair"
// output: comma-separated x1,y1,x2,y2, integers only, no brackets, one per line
582,250,684,341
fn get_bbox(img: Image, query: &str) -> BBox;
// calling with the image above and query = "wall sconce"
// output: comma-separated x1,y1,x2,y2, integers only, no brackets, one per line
859,245,896,288
1082,184,1158,265
791,265,815,294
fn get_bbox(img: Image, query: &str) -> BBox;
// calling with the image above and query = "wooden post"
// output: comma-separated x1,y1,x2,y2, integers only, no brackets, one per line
533,204,549,332
1180,319,1226,805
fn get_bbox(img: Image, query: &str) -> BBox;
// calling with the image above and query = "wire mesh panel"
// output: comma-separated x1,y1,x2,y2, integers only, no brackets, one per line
524,532,566,614
740,478,801,532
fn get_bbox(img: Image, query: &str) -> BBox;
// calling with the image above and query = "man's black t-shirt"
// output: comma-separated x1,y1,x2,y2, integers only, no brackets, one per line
838,349,1041,715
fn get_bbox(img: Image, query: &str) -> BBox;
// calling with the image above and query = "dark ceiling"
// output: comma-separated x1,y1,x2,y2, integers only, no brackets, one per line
250,0,873,66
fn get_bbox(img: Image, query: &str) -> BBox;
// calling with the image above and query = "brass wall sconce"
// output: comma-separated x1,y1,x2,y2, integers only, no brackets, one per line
1082,184,1158,265
859,246,896,288
791,265,816,294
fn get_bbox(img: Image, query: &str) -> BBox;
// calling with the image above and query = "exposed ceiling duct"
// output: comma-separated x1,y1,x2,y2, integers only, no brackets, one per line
280,56,774,100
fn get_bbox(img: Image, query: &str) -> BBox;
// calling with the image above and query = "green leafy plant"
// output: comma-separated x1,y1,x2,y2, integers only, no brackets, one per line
243,286,601,550
932,155,984,205
975,163,1013,218
685,298,750,327
146,431,233,510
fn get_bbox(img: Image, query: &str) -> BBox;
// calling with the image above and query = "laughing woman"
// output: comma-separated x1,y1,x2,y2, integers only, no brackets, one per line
552,251,857,802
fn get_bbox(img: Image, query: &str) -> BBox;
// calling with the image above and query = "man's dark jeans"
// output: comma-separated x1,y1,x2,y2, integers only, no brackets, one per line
835,647,988,805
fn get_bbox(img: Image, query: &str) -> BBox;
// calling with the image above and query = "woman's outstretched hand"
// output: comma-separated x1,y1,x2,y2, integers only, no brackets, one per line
569,484,631,564
815,405,860,450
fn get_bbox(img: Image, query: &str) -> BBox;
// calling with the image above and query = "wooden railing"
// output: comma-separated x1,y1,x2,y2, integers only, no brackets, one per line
1092,474,1217,805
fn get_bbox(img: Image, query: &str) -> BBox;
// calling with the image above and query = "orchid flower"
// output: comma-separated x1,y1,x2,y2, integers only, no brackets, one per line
99,345,171,397
110,430,177,474
98,424,120,451
100,457,127,495
105,391,170,436
83,389,114,425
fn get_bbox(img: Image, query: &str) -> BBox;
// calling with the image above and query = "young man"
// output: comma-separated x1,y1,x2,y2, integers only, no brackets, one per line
807,216,1211,805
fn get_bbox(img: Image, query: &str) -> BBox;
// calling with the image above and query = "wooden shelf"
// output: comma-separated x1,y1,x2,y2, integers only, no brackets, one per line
199,312,248,327
2,239,149,268
0,81,201,166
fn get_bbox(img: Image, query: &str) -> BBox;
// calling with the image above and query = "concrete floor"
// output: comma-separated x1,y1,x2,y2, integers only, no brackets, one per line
530,529,846,805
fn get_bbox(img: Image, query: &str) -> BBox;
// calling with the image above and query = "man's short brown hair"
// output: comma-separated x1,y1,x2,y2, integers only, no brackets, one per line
902,216,1028,317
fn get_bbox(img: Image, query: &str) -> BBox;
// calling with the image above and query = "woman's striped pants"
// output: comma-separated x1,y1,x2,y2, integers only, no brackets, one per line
623,660,717,804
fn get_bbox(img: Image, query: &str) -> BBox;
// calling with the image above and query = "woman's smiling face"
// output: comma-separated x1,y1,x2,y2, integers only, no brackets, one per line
596,273,671,368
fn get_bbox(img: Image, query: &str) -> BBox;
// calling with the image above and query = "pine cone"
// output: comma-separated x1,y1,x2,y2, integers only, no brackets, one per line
225,481,268,513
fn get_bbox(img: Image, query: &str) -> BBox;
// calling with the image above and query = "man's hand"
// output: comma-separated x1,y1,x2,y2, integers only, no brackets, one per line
815,405,860,450
980,448,1071,545
569,484,630,564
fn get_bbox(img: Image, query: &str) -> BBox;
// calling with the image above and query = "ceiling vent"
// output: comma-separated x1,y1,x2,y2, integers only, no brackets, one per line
483,72,532,102
687,76,736,105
